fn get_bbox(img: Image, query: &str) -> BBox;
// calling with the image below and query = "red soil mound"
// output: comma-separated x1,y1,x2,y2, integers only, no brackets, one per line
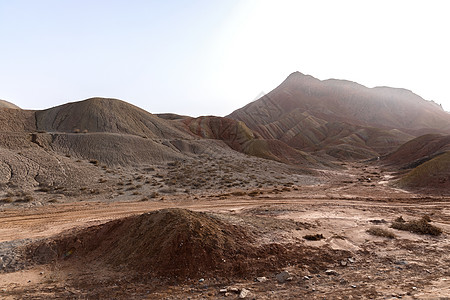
28,209,347,279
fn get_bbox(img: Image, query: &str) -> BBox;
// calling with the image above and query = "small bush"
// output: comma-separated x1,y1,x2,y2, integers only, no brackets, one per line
394,216,406,223
367,227,396,239
73,128,80,133
303,234,324,241
248,190,261,197
37,186,51,192
231,191,246,196
391,216,442,236
89,159,99,166
1,197,14,203
16,195,34,203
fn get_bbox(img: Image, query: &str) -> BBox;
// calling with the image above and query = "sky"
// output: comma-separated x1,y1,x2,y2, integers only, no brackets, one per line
1,0,449,116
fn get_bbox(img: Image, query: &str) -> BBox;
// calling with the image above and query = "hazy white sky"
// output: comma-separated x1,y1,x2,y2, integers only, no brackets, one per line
1,0,449,116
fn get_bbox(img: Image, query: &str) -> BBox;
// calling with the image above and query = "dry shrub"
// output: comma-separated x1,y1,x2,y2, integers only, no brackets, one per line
89,159,99,166
248,190,262,197
391,216,442,236
149,191,159,198
366,227,396,239
1,197,14,203
231,191,246,196
303,234,324,241
394,216,406,223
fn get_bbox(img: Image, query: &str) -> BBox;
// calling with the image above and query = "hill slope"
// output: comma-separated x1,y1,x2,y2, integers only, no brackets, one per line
181,116,334,167
0,100,20,109
380,134,450,194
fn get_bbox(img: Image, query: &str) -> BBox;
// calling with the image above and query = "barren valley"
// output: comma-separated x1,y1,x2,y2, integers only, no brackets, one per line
1,73,449,299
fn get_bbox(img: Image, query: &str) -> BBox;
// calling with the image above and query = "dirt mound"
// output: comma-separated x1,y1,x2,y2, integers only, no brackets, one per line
27,209,346,279
0,100,20,109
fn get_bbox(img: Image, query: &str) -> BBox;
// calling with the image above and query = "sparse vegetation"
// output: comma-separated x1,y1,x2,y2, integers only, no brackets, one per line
303,234,324,241
0,197,14,203
149,191,159,198
248,190,262,197
391,216,442,236
366,227,396,239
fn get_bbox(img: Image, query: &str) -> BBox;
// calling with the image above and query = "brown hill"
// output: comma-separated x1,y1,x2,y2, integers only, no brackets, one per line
181,116,334,167
35,98,191,139
380,134,450,194
228,72,450,159
383,134,450,169
0,100,20,109
397,151,450,194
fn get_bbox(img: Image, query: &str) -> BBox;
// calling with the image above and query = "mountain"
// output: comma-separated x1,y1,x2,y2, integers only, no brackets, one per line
228,72,450,159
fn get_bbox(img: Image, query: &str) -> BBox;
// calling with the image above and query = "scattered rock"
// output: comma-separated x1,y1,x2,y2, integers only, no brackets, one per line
229,287,239,293
199,278,205,283
276,271,291,283
303,275,311,280
256,276,267,282
239,288,251,299
340,260,347,266
325,269,338,276
348,257,355,263
219,288,227,293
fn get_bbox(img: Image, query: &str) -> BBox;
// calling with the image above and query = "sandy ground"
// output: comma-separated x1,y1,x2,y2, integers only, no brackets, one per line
0,163,449,299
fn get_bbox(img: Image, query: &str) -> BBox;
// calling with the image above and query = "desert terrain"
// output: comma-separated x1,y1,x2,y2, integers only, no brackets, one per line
1,73,450,299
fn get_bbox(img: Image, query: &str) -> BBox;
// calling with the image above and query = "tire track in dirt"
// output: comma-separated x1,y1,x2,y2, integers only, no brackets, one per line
1,195,449,242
